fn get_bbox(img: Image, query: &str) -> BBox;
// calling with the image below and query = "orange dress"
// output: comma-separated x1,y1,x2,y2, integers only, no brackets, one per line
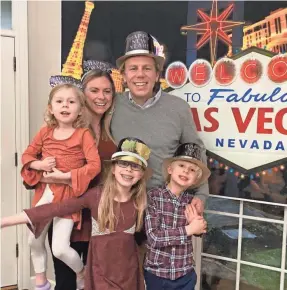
21,126,101,225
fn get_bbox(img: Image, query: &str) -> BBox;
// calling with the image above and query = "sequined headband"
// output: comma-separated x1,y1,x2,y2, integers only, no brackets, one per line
82,60,114,80
49,75,83,89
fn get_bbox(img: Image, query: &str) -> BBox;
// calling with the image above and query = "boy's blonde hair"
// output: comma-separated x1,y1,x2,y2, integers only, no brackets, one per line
97,164,147,233
165,160,203,184
44,83,88,128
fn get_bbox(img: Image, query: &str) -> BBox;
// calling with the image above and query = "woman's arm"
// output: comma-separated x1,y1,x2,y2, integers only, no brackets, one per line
40,169,71,186
1,212,29,228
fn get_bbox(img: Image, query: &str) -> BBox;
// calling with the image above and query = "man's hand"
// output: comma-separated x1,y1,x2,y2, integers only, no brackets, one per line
191,197,205,216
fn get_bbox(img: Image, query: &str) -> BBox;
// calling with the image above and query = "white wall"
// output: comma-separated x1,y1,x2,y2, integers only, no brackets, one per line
28,0,61,137
27,0,61,282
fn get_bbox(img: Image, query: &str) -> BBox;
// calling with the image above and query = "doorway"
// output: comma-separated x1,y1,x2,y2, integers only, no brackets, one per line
1,35,18,287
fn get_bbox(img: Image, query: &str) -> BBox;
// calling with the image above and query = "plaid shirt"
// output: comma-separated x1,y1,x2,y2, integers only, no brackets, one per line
144,185,194,280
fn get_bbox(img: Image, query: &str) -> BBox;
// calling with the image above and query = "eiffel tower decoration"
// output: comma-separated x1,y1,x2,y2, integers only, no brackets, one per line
62,1,94,80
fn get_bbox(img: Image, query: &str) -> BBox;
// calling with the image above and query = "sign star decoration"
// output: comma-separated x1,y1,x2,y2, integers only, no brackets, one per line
181,0,244,66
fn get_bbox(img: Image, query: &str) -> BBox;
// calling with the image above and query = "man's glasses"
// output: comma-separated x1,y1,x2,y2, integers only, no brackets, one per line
116,160,143,171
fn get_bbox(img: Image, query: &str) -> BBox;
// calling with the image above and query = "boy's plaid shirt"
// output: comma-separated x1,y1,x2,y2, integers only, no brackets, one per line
144,185,195,280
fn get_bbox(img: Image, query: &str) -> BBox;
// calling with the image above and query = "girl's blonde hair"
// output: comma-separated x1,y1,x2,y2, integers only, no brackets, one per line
97,164,147,233
44,83,88,128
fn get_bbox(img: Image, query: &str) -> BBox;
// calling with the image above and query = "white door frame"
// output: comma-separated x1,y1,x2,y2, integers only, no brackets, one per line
1,1,30,289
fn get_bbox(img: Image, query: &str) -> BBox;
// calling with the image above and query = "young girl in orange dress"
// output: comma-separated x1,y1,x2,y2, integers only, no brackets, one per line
2,137,150,290
20,76,101,290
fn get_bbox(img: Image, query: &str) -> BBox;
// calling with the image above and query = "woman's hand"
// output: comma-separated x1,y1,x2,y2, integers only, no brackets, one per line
41,168,72,186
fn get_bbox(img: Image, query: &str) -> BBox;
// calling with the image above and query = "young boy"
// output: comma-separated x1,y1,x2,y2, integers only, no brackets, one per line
144,142,211,290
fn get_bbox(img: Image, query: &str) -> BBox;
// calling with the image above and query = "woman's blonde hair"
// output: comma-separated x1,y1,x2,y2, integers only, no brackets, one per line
97,163,147,233
82,70,116,141
44,83,88,128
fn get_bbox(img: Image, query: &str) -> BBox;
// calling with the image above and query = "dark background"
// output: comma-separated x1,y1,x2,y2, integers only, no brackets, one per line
61,1,285,69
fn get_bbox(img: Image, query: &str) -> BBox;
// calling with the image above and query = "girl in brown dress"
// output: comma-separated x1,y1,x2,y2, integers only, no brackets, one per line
1,137,150,290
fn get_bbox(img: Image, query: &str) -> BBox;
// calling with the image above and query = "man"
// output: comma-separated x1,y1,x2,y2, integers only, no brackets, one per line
110,31,209,213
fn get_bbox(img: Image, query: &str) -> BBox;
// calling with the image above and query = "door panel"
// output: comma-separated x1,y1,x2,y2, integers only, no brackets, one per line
1,35,17,287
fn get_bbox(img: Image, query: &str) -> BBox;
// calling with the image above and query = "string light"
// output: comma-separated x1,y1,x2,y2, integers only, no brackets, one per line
207,156,286,178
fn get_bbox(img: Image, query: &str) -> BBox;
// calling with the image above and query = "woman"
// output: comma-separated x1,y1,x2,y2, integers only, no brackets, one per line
37,60,117,290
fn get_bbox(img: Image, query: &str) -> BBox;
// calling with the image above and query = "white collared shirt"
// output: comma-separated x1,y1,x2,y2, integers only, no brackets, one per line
128,88,162,109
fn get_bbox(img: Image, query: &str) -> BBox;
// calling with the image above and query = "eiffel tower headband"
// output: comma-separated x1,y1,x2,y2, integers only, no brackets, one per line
81,60,114,81
49,75,83,89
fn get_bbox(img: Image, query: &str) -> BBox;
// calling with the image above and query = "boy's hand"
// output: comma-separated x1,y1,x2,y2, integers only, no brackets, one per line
185,204,200,224
185,216,207,236
31,157,56,171
191,197,204,216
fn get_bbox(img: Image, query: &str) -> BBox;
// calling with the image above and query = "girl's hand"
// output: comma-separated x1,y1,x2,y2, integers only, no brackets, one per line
185,204,200,224
1,218,7,228
31,157,56,171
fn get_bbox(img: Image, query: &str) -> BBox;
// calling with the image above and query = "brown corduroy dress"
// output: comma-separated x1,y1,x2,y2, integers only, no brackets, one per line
24,186,145,290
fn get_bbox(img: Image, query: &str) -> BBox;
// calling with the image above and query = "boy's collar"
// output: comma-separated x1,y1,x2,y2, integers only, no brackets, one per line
165,183,188,198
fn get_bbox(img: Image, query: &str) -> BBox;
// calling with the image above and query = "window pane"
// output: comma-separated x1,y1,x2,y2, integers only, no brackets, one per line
241,220,283,268
1,0,12,30
201,257,236,290
203,213,239,259
240,265,280,290
206,196,240,214
243,201,284,220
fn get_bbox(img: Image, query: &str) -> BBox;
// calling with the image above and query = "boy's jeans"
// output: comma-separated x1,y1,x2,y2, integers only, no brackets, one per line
144,269,197,290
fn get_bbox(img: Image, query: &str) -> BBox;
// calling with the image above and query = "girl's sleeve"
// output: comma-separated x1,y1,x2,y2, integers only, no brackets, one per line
24,187,100,238
21,127,46,186
71,129,101,196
